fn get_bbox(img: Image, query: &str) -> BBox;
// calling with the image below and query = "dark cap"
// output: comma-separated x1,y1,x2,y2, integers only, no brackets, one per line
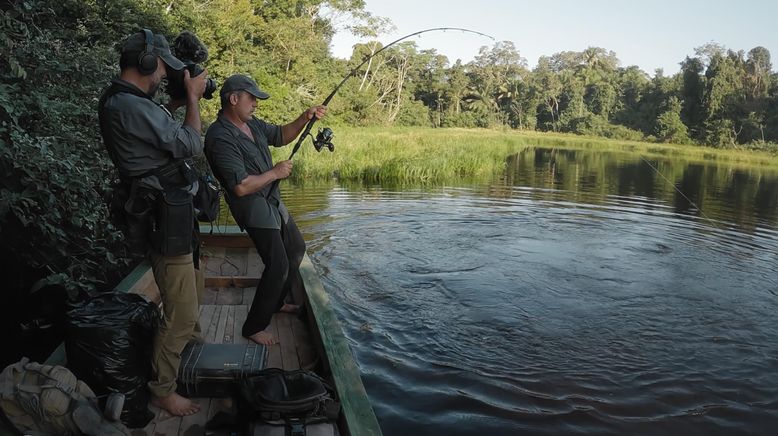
121,30,185,71
220,74,270,99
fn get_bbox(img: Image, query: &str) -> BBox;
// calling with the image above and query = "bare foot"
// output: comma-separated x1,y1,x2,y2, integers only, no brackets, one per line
151,393,200,416
278,303,300,314
247,330,277,345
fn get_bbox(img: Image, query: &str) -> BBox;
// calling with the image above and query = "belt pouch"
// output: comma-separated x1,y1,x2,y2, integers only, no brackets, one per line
151,189,194,256
124,195,153,254
155,160,198,186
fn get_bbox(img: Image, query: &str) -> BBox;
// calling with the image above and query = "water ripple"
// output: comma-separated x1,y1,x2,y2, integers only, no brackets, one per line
288,179,778,436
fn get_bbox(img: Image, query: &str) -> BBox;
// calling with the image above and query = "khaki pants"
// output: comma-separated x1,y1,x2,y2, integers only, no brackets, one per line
147,252,204,398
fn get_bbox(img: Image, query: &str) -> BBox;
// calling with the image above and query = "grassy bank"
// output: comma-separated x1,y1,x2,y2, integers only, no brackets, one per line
273,127,778,184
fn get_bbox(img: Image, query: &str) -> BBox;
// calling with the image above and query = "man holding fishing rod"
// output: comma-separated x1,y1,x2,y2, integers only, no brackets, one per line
205,74,326,346
204,29,487,347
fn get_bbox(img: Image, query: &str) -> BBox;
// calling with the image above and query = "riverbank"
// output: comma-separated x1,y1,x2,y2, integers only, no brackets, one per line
273,127,778,184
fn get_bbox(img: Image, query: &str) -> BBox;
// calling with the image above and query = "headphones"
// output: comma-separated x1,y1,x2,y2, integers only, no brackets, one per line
137,29,157,76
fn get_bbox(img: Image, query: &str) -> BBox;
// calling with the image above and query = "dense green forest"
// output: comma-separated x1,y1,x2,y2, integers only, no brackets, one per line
1,0,777,292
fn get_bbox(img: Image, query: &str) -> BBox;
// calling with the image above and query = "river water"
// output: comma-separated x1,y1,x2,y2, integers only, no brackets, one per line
281,147,778,436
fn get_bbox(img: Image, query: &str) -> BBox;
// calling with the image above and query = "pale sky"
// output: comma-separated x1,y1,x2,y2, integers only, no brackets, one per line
329,0,778,75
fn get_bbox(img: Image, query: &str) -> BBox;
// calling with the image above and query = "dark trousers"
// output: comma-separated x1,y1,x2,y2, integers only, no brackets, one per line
243,216,305,337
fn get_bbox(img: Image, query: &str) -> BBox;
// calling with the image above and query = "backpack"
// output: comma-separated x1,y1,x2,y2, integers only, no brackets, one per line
195,173,221,223
238,369,341,436
0,358,129,436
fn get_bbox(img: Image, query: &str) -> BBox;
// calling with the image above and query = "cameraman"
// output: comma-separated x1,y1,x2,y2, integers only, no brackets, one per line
97,29,206,417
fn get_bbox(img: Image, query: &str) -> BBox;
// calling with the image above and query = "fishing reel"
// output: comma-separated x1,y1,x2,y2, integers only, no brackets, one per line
312,127,335,152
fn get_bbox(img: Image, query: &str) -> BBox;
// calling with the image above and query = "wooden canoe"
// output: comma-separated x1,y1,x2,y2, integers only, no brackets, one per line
43,227,382,436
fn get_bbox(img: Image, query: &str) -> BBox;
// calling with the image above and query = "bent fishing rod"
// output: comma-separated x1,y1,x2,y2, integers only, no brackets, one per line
267,27,494,196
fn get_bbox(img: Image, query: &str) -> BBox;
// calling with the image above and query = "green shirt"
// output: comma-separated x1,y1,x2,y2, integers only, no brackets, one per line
204,113,289,230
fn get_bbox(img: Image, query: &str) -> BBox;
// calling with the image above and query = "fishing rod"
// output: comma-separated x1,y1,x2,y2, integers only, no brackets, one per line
267,27,494,196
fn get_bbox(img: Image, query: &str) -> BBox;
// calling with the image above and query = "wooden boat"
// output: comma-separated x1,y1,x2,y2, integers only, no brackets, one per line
42,226,382,436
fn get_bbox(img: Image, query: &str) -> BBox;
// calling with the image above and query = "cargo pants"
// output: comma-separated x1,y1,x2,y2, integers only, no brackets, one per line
147,251,204,398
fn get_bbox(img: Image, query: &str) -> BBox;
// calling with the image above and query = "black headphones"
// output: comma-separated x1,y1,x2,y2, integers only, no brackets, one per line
137,29,157,76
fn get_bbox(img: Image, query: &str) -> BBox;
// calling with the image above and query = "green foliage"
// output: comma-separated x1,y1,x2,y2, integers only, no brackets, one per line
0,0,174,292
395,99,431,127
679,56,706,138
655,97,692,144
612,66,650,130
738,140,778,154
703,118,737,148
559,112,645,141
441,111,481,128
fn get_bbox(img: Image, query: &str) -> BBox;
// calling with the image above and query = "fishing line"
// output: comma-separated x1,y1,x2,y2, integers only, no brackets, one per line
639,155,721,228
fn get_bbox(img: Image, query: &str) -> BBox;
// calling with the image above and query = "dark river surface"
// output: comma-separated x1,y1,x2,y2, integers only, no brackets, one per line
281,147,778,436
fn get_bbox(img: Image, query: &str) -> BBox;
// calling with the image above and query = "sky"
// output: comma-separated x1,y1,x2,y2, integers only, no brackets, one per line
329,0,778,75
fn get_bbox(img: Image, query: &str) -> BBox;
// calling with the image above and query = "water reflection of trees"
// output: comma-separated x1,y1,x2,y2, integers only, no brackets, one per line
504,148,778,231
267,149,778,234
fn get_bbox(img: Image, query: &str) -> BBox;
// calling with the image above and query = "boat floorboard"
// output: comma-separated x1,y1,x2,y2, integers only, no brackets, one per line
130,247,314,436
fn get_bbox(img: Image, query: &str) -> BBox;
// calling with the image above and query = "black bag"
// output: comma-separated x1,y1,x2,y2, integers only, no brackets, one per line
177,342,269,397
150,188,195,256
239,369,341,436
194,174,221,222
65,292,159,428
239,369,340,421
248,418,339,436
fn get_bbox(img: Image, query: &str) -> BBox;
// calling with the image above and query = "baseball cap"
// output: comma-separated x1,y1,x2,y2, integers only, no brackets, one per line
121,30,185,71
220,74,270,99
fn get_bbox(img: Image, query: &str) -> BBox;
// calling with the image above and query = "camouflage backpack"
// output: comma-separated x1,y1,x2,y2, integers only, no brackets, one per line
0,358,128,436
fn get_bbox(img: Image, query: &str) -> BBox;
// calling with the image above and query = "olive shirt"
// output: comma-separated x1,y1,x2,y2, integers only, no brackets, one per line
101,78,202,193
204,112,290,230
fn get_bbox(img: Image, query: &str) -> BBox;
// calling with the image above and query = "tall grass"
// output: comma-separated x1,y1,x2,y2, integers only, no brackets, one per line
271,127,778,184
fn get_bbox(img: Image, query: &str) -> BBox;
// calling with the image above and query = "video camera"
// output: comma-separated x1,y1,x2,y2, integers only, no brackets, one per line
166,31,217,100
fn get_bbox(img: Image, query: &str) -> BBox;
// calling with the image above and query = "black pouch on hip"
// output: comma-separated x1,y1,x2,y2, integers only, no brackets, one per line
150,189,194,256
114,179,154,255
124,194,154,254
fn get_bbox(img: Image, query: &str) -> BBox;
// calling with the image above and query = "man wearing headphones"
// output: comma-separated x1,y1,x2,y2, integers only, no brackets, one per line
98,30,206,417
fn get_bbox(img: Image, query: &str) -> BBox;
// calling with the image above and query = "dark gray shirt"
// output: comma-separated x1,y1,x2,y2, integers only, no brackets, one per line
204,113,289,230
102,79,202,192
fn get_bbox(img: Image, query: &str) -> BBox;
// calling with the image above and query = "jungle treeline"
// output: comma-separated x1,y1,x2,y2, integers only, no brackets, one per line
1,0,777,292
